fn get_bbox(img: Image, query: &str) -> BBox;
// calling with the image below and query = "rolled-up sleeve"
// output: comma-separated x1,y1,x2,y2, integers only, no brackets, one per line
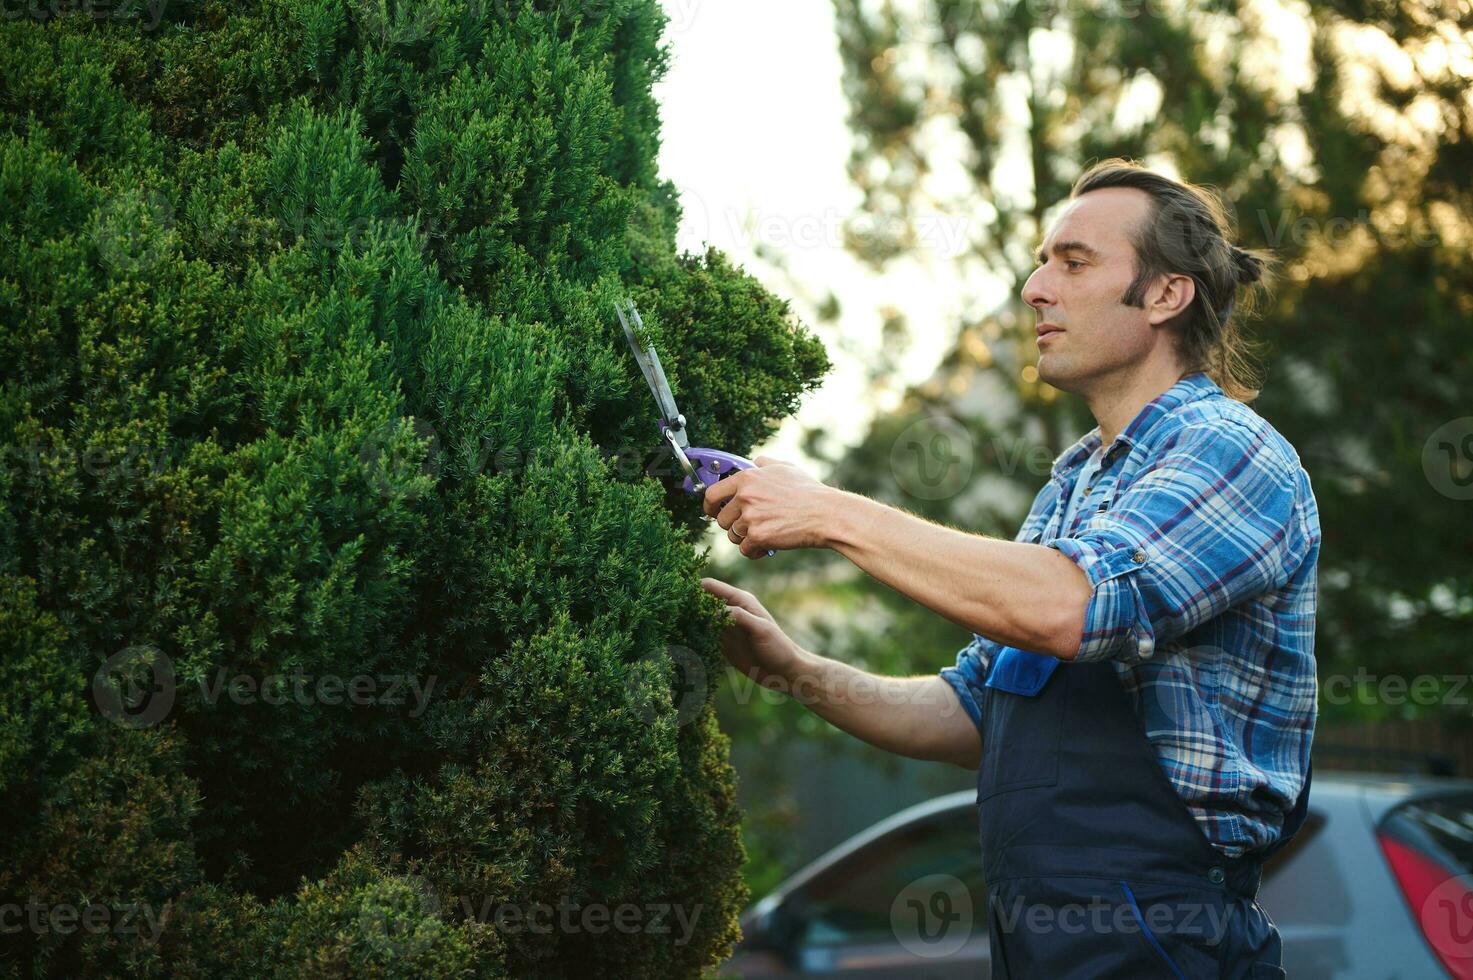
1049,420,1311,665
939,634,997,733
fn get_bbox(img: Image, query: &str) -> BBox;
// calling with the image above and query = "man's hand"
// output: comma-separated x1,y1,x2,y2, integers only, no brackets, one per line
700,455,841,559
701,577,979,768
700,577,807,688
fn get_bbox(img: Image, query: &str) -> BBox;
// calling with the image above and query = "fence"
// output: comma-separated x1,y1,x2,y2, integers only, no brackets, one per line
1313,718,1473,778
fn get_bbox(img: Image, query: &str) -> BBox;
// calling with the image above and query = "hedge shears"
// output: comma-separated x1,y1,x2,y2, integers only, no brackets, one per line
616,297,774,557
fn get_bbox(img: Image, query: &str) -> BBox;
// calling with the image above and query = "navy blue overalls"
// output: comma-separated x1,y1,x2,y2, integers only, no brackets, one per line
976,644,1311,979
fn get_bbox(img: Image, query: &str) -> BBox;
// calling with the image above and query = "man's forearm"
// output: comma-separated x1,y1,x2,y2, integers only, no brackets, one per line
822,489,1092,660
779,647,982,769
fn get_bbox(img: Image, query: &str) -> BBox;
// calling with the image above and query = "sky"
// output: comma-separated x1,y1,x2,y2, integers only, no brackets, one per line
651,0,991,473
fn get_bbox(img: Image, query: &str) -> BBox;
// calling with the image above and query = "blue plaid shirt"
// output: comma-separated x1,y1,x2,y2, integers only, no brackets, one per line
941,371,1320,859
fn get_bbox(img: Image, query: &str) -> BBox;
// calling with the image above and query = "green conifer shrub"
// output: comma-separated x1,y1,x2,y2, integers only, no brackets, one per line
0,1,830,975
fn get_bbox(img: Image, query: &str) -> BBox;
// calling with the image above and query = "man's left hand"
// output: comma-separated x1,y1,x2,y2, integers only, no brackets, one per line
701,456,841,558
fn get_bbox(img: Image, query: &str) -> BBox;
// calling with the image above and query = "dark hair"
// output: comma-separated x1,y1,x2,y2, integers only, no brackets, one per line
1069,158,1277,403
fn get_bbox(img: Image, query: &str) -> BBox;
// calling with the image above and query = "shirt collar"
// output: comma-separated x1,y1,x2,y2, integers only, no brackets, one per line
1049,371,1223,480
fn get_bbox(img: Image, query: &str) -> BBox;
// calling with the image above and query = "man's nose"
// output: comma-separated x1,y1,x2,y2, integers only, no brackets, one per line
1021,267,1053,311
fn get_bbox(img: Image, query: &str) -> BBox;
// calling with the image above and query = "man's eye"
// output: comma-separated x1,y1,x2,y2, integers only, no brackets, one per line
1065,260,1084,270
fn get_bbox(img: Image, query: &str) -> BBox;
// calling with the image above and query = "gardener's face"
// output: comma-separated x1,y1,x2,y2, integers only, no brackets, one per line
1021,187,1182,393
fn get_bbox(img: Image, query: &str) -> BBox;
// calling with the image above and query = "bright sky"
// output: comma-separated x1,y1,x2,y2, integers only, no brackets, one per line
652,0,991,473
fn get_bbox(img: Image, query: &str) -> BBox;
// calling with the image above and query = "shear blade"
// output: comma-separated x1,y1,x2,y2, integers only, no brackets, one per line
616,298,688,451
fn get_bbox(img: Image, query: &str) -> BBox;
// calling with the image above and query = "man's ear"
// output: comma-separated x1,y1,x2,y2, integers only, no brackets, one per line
1145,272,1195,326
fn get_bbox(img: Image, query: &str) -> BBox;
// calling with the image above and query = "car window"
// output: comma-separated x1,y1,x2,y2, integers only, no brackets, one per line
783,808,987,947
1257,811,1355,925
1261,810,1326,884
1381,793,1473,873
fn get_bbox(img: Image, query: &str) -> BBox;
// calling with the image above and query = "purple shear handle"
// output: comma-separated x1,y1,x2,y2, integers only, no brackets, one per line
681,447,756,495
692,450,776,558
658,423,775,557
687,449,775,558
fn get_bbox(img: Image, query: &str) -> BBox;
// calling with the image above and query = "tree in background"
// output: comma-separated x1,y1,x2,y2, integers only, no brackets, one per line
715,0,1471,890
0,0,828,975
824,0,1472,714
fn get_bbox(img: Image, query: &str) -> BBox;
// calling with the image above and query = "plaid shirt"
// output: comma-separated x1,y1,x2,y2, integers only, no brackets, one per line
941,371,1320,859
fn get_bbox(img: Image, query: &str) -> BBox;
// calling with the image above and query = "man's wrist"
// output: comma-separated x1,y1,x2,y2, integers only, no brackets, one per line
821,487,873,552
780,645,823,702
779,640,816,678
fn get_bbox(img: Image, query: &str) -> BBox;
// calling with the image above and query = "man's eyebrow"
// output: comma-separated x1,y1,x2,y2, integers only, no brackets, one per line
1034,240,1103,263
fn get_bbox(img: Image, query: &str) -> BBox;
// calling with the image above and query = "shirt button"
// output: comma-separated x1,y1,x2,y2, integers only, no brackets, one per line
1208,867,1226,885
1131,550,1146,563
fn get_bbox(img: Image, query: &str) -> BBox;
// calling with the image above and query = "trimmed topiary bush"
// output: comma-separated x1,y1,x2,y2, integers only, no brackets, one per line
0,1,830,975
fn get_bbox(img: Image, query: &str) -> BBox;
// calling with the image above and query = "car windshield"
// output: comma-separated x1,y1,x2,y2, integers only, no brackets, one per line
783,809,985,947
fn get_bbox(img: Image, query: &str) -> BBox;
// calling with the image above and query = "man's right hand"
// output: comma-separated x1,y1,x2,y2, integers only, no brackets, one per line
699,576,980,769
700,577,807,691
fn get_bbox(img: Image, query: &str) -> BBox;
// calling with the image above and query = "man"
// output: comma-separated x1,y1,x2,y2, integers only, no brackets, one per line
700,158,1320,978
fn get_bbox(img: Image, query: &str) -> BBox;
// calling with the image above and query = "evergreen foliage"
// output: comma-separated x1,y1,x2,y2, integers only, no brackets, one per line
0,1,830,975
